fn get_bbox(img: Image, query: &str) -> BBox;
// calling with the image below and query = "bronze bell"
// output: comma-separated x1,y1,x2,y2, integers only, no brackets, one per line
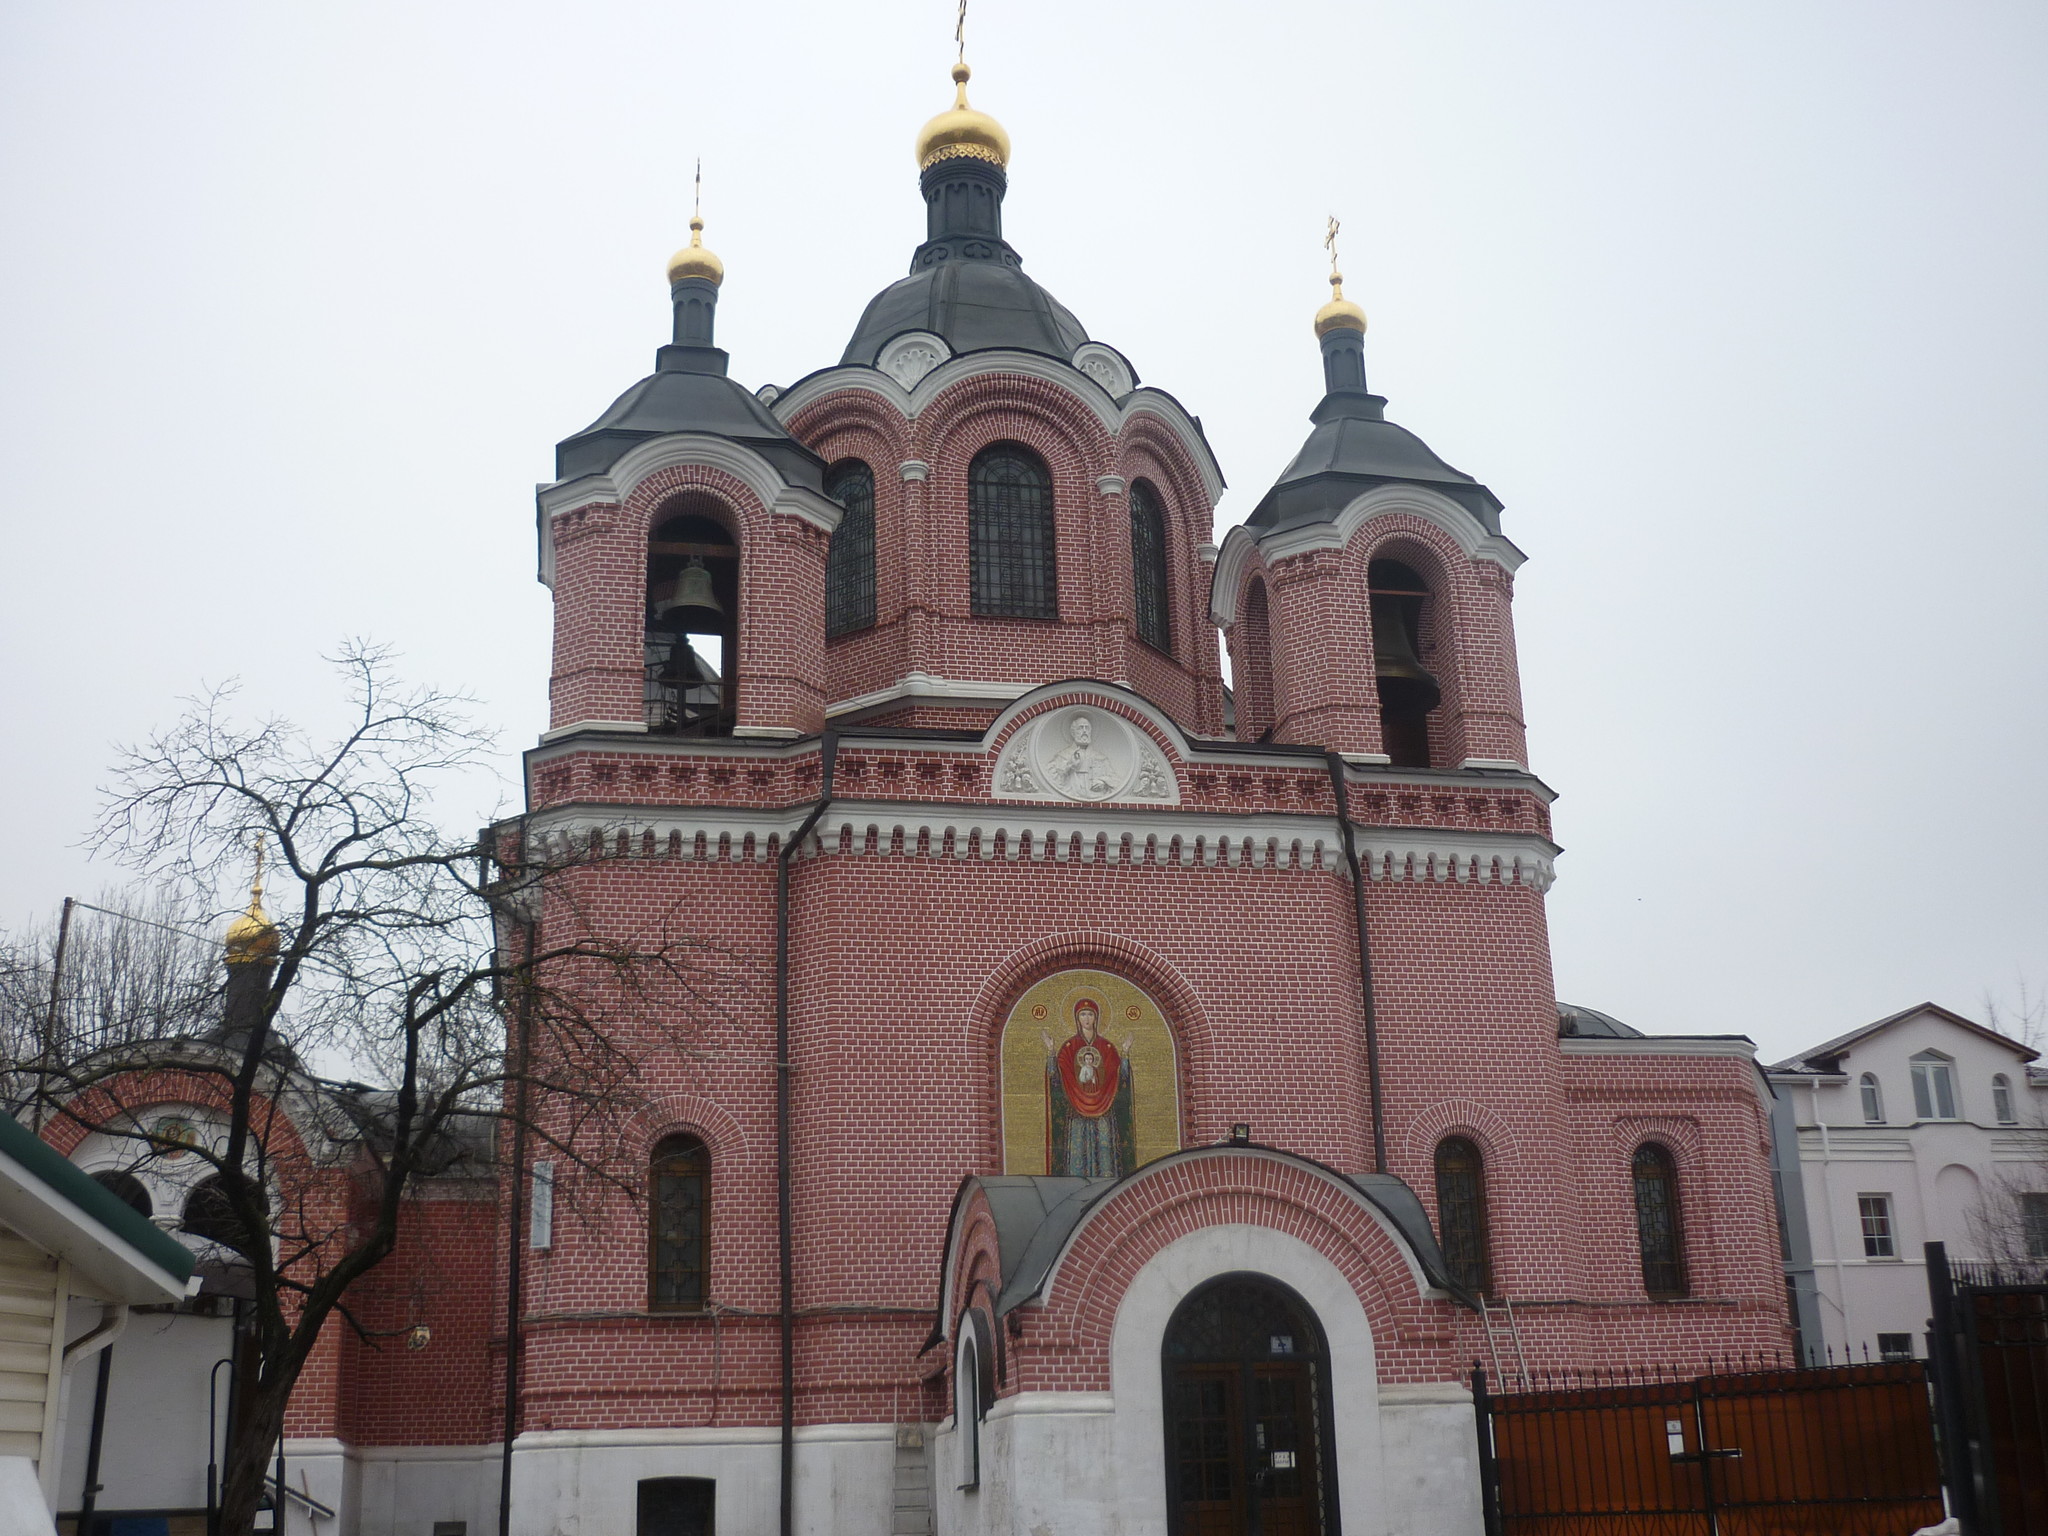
1369,592,1441,715
653,557,725,633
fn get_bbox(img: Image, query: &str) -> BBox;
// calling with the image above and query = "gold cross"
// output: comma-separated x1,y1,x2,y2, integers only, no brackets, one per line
1325,214,1342,278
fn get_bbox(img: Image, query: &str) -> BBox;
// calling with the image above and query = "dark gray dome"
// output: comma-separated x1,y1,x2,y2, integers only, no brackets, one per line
841,259,1088,367
556,358,822,487
1557,1002,1644,1039
1249,326,1502,536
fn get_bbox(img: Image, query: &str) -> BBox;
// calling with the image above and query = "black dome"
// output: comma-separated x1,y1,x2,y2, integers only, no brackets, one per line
842,259,1087,367
556,359,822,487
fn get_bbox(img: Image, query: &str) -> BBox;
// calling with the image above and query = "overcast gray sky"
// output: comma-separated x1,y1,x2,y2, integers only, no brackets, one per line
3,0,2043,1066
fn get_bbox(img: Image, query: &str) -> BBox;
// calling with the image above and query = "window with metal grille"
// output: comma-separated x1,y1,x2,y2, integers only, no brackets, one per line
1631,1143,1688,1299
649,1134,708,1310
1129,478,1171,653
1877,1332,1915,1361
1859,1072,1885,1123
969,444,1057,618
1859,1193,1897,1258
824,459,876,637
1434,1136,1493,1296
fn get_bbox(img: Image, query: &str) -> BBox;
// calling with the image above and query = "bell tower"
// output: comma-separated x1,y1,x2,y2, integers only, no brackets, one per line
1211,238,1529,768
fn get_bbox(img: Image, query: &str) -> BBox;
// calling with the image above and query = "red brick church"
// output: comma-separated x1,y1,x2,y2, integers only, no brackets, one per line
56,52,1793,1536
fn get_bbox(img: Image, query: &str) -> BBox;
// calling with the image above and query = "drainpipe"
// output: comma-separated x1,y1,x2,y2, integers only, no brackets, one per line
495,825,538,1536
778,732,839,1536
1325,752,1389,1174
75,1344,115,1535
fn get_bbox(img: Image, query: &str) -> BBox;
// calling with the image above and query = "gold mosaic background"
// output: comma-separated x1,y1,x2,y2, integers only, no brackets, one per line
1000,968,1181,1175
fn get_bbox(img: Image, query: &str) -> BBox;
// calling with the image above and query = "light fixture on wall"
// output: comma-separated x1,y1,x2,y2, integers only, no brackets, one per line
1227,1123,1251,1146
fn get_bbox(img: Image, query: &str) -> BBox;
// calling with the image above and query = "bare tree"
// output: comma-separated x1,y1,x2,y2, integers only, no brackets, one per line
22,644,740,1536
0,887,221,1114
1968,975,2048,1266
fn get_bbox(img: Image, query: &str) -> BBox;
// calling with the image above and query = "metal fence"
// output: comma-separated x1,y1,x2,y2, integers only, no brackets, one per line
1474,1355,1946,1536
1927,1244,2048,1535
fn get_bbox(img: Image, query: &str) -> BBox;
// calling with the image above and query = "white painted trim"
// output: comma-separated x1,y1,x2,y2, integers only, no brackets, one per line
1096,475,1127,496
827,672,1037,718
1460,757,1525,771
772,354,1227,505
983,1391,1117,1421
538,720,648,743
899,459,930,482
731,725,803,740
534,433,840,585
0,1150,189,1306
1209,484,1527,626
1108,1225,1387,1536
512,1423,895,1451
525,800,1558,887
1560,1037,1759,1059
326,1440,502,1464
1378,1381,1474,1405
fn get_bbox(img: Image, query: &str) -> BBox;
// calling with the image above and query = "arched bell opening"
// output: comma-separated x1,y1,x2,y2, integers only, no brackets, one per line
1161,1273,1338,1536
1233,578,1279,745
645,497,740,737
1366,559,1441,769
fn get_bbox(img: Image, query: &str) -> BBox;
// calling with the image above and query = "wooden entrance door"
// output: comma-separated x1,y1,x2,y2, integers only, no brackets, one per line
1164,1277,1335,1536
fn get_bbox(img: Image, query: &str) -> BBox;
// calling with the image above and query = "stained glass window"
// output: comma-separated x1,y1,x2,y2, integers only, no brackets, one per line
1129,479,1171,653
649,1134,708,1310
969,445,1057,619
824,460,876,637
1632,1142,1687,1299
1434,1136,1493,1296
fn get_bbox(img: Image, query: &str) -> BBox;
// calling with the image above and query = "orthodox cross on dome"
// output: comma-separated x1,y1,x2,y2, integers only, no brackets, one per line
1325,213,1341,278
693,157,702,224
955,0,969,62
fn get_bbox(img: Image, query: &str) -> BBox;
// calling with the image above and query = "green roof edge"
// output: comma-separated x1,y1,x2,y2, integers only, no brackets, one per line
0,1110,196,1283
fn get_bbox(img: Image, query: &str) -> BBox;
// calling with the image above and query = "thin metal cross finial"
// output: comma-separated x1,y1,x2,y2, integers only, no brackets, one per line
693,158,702,223
955,0,969,62
1325,214,1342,277
250,831,267,902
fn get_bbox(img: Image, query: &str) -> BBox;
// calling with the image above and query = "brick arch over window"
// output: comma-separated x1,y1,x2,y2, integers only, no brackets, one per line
1128,478,1172,654
823,458,877,637
648,1131,710,1312
1355,530,1467,769
1233,575,1279,743
1630,1140,1687,1300
645,491,742,738
1023,1152,1457,1395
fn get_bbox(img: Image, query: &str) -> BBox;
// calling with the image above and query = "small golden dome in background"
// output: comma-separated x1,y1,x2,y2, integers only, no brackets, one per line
225,889,279,966
1314,271,1367,337
667,216,725,288
915,62,1011,171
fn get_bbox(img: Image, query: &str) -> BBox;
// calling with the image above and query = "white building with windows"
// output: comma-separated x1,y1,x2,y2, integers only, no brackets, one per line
1769,1003,2048,1362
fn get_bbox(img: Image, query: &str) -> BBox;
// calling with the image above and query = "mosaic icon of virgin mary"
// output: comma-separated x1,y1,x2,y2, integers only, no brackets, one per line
1042,996,1137,1177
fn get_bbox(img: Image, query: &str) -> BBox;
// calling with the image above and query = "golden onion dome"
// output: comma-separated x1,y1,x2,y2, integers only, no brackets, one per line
666,215,725,288
224,888,280,966
915,62,1011,171
1314,271,1367,338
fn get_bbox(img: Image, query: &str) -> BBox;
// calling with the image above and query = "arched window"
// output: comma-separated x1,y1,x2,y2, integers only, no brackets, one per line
1434,1136,1493,1296
1993,1073,2016,1125
955,1309,993,1491
1129,479,1171,654
969,445,1057,619
824,459,876,637
1631,1143,1687,1299
1911,1051,1959,1120
1367,558,1442,768
646,503,739,737
182,1174,249,1253
1859,1073,1885,1123
649,1134,709,1311
1234,579,1278,743
92,1169,152,1218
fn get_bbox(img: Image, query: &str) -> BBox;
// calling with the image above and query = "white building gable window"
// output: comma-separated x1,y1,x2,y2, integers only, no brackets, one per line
1858,1193,1897,1259
1910,1052,1958,1121
1992,1074,2016,1125
1858,1073,1884,1124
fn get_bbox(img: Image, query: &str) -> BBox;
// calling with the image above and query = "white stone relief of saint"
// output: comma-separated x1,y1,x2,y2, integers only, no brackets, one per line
1043,713,1118,799
999,749,1038,793
1132,751,1170,799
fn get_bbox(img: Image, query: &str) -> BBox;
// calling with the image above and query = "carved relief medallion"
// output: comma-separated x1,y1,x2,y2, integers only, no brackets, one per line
992,705,1179,805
